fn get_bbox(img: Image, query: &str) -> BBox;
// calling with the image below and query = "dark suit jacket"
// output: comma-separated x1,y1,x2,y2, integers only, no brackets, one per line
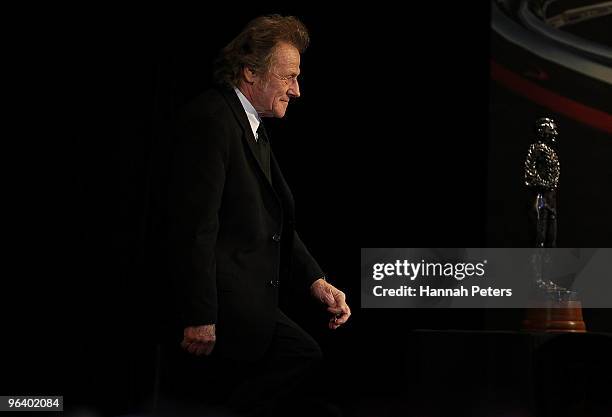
168,86,323,360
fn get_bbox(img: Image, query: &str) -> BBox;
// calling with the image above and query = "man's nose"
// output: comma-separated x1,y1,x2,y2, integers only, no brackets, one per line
288,79,300,98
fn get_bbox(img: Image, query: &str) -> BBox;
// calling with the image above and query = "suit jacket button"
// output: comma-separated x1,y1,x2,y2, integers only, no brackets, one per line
272,233,281,242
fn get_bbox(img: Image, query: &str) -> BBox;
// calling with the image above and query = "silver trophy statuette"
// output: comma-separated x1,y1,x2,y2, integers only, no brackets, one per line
522,118,587,332
524,117,560,249
524,117,568,297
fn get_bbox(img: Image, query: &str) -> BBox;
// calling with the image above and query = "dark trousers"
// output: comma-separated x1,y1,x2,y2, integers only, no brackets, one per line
161,309,324,417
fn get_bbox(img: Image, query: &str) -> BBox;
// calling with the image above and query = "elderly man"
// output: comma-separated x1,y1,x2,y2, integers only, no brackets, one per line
168,14,350,416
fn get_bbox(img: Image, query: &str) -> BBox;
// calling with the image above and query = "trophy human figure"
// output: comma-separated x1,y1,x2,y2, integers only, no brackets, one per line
522,117,586,332
524,117,563,293
525,117,559,249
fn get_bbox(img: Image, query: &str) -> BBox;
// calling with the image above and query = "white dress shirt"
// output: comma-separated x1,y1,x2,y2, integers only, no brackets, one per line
234,87,262,142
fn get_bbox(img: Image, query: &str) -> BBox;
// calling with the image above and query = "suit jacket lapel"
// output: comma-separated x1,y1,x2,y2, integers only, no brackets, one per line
271,150,295,221
219,87,276,190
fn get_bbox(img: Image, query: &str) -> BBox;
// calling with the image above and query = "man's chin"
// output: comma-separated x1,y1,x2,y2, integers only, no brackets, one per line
273,103,289,118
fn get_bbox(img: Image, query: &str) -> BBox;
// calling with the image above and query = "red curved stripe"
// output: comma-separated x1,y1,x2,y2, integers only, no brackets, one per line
491,60,612,135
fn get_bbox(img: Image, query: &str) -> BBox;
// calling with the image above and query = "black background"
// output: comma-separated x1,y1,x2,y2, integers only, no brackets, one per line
4,3,610,416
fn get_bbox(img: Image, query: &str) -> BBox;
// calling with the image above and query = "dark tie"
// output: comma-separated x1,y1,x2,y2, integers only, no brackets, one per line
256,122,272,182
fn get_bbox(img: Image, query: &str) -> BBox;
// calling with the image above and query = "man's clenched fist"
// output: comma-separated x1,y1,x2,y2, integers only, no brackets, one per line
310,278,351,330
181,324,216,356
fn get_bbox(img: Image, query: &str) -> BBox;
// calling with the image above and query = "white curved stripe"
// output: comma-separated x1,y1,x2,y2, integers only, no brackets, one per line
491,1,612,86
546,2,612,29
519,1,612,62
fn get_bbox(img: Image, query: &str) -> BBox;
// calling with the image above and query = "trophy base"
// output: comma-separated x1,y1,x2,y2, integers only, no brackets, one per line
521,300,586,333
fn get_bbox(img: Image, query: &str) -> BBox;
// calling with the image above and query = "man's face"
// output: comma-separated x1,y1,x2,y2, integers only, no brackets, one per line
251,42,301,118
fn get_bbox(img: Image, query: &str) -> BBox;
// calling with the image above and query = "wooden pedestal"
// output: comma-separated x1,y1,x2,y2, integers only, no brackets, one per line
522,300,586,333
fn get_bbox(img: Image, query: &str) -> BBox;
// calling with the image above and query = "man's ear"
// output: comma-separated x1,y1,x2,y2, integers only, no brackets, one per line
243,66,256,84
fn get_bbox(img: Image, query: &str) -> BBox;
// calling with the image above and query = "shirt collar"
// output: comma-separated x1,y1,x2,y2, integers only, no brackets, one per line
234,87,262,141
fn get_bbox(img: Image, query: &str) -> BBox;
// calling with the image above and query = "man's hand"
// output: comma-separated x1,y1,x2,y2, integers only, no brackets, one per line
181,324,216,356
310,278,351,330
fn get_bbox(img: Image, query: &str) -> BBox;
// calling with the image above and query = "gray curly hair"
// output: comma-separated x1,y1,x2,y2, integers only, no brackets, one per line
213,15,309,87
